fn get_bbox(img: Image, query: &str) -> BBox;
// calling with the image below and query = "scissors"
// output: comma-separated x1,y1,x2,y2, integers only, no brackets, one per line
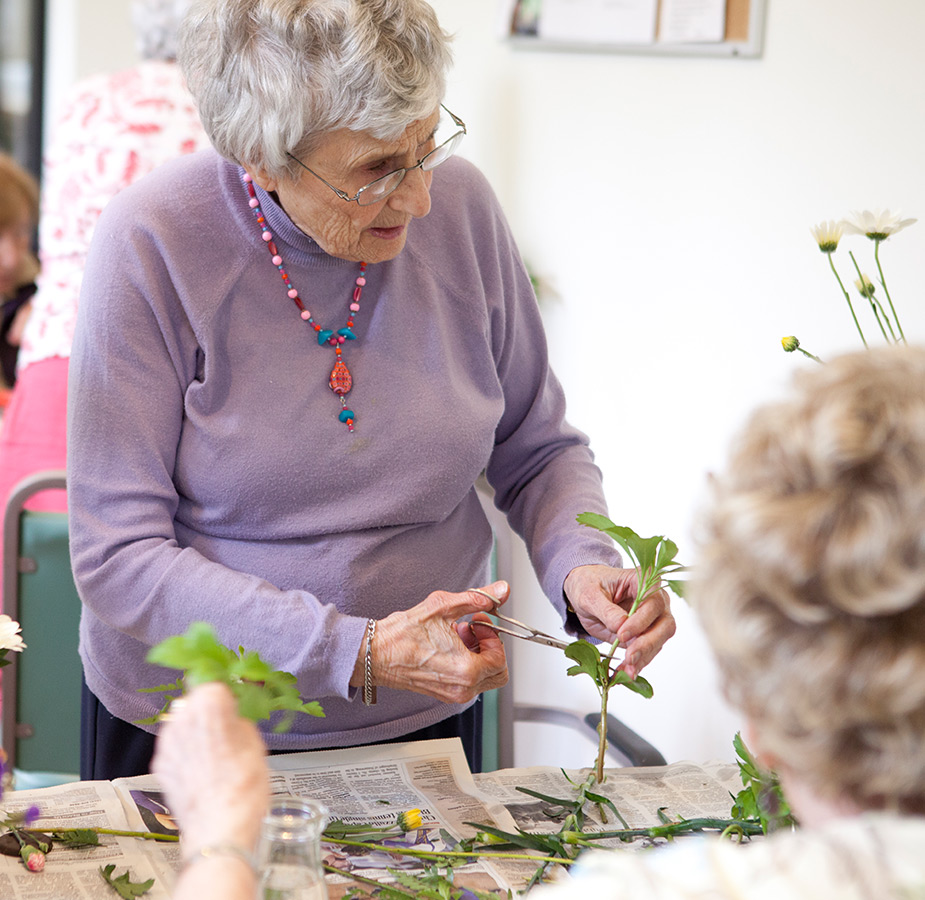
466,588,571,651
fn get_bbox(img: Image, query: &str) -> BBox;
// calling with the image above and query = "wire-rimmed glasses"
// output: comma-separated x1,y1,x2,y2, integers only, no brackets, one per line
287,105,466,206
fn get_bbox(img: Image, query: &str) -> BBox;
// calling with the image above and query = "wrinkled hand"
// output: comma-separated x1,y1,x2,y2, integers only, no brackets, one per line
564,564,676,679
152,683,269,858
371,581,510,704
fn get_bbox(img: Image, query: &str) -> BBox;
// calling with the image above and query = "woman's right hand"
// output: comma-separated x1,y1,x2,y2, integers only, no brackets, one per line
363,581,510,703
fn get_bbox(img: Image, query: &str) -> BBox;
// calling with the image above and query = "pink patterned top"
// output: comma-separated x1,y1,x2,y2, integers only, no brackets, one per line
18,59,208,369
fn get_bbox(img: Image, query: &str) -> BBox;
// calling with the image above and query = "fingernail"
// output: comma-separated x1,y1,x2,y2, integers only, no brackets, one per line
487,581,508,600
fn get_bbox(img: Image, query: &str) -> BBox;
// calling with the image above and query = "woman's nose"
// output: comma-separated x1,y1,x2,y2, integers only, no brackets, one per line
387,166,432,219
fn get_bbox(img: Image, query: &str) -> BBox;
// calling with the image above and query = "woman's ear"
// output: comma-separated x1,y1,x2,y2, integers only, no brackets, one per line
248,168,278,193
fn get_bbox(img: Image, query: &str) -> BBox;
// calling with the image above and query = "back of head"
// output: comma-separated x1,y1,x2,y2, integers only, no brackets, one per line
0,152,39,231
177,0,452,178
692,345,925,812
132,0,194,60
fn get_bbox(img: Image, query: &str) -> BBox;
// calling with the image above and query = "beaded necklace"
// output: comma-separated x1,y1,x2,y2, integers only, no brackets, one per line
242,171,366,432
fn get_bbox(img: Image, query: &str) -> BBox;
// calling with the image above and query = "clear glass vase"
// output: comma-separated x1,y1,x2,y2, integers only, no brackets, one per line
255,796,328,900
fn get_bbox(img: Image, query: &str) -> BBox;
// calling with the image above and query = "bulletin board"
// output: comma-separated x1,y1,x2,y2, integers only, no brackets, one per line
504,0,767,59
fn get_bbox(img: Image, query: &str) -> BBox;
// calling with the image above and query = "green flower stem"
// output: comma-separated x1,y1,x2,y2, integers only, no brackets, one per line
797,347,823,363
828,252,867,347
875,239,905,342
584,817,764,841
848,251,894,342
24,827,179,842
595,579,656,784
323,836,569,866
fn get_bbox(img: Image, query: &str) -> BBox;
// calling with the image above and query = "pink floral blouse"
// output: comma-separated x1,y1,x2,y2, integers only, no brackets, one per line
18,60,209,369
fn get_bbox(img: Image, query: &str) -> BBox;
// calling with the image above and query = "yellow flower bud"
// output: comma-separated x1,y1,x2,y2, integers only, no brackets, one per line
396,808,423,831
781,336,800,352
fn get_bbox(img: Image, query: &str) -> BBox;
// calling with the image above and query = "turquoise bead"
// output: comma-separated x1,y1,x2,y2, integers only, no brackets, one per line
339,409,355,423
317,329,333,345
338,327,357,340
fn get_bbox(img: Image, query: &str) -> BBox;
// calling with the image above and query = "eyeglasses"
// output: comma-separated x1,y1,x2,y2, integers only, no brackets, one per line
287,105,466,207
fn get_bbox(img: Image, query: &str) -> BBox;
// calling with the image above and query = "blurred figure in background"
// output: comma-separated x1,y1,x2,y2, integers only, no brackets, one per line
0,152,39,394
0,0,207,515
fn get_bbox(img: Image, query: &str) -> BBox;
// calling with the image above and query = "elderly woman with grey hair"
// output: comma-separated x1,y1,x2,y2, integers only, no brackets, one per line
68,0,676,782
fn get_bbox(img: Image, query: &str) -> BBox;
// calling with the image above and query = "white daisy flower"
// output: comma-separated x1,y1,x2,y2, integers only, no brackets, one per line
844,209,917,241
810,219,845,253
0,614,26,653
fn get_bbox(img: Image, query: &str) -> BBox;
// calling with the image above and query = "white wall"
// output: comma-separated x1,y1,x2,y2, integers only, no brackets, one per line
49,0,925,768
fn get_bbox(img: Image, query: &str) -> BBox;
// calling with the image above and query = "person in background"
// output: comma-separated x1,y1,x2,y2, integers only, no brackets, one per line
157,346,925,899
0,153,39,393
0,0,207,517
68,0,675,783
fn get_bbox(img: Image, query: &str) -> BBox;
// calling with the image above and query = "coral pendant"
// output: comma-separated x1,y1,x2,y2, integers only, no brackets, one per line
329,358,352,395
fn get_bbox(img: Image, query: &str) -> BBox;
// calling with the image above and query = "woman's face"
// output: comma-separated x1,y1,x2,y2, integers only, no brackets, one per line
252,109,441,264
0,206,33,296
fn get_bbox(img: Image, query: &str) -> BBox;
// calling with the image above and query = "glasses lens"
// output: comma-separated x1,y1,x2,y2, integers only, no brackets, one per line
356,169,405,206
421,131,464,172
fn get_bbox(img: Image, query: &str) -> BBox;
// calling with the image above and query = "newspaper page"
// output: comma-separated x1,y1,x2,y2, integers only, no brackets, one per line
473,758,744,848
263,737,530,896
0,779,171,899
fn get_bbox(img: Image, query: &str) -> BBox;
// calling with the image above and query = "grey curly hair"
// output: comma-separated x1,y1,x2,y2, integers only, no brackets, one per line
177,0,452,179
692,345,925,812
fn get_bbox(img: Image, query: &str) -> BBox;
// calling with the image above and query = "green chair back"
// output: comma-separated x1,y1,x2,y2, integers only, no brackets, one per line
1,471,81,780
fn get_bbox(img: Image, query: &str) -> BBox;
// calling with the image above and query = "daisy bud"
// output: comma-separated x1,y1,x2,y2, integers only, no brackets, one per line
854,275,875,299
781,336,800,352
396,808,423,831
474,831,507,845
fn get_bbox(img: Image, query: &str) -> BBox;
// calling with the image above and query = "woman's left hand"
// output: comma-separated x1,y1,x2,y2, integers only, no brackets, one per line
563,564,676,679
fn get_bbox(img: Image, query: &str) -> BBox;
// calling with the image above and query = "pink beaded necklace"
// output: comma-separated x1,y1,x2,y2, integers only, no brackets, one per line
242,171,366,432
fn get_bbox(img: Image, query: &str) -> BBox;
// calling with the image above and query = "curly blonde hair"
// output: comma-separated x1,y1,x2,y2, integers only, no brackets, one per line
692,345,925,811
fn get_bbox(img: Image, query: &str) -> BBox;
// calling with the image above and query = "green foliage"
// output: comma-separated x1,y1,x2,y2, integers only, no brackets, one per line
573,515,685,781
139,622,324,732
564,640,653,699
99,864,155,898
731,732,797,834
51,829,100,848
576,514,686,612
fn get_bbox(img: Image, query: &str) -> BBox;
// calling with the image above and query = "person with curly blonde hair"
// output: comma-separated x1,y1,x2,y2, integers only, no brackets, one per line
534,344,925,897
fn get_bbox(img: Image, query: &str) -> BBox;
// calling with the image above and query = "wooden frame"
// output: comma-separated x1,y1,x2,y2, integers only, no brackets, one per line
505,0,767,59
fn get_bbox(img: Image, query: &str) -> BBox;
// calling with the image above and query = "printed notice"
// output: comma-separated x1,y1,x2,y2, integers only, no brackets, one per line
538,0,658,45
658,0,727,43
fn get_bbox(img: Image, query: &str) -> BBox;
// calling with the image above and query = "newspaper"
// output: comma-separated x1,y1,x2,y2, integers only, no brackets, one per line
473,759,744,848
0,739,744,898
0,778,176,899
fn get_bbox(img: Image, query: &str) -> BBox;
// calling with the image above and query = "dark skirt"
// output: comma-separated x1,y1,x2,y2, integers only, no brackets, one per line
80,679,483,781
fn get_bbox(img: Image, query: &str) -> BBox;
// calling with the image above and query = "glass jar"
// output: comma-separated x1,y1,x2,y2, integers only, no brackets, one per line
255,796,328,900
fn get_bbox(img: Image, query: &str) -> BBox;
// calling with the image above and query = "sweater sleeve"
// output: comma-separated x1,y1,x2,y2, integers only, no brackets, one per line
66,192,366,702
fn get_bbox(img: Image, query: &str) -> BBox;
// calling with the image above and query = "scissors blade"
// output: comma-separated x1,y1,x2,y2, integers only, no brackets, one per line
479,620,571,651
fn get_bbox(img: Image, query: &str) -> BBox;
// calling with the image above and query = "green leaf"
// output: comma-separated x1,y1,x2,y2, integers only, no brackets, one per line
563,639,602,681
51,829,100,848
99,864,155,898
142,623,324,731
608,670,654,698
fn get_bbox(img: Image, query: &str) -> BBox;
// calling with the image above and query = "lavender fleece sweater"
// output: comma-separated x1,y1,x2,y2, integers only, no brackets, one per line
67,148,620,749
